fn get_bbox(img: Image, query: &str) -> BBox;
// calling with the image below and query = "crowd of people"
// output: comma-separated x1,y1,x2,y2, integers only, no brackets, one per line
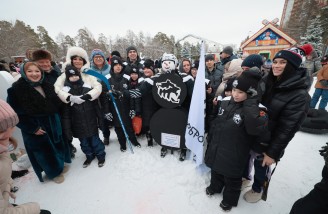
1,43,328,213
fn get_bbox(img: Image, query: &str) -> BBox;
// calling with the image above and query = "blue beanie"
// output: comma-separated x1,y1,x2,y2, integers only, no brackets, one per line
90,49,106,61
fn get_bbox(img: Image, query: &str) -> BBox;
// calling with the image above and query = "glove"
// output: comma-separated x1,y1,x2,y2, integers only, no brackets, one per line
319,80,328,87
69,95,85,105
319,142,328,166
80,94,92,101
104,113,113,121
129,89,142,98
129,110,136,119
111,89,123,100
40,210,51,214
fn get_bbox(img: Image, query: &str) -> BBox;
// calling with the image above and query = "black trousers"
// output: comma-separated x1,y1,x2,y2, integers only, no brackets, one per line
209,170,242,206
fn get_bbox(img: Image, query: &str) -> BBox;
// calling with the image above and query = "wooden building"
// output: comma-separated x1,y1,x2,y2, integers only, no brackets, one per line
240,22,297,60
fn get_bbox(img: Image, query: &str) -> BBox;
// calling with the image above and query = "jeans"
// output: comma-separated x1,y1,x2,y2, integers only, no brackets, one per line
310,88,328,109
79,134,106,160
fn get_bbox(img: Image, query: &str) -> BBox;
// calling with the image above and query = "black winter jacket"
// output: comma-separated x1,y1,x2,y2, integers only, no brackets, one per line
261,66,310,160
205,97,268,178
61,81,102,139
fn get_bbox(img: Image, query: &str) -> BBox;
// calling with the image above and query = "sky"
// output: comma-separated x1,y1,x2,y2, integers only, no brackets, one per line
1,0,286,47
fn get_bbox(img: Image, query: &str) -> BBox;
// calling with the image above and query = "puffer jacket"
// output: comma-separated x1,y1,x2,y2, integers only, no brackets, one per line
262,66,310,160
314,65,328,89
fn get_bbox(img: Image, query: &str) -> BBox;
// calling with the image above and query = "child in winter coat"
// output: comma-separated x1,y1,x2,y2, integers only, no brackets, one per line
61,66,106,168
103,56,141,152
127,64,142,125
205,70,268,212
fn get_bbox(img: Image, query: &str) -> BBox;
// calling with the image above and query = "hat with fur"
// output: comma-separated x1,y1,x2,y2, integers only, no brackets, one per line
233,70,262,93
32,49,52,61
0,99,19,132
64,47,90,71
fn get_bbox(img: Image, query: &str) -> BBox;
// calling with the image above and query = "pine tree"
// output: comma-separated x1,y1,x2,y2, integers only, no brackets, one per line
301,15,324,55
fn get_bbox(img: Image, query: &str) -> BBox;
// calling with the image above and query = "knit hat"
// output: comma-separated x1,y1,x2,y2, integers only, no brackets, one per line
111,56,123,67
224,77,236,92
90,49,106,61
0,99,19,132
65,65,81,81
273,49,303,69
144,59,155,72
191,60,199,69
233,70,262,93
205,54,215,61
222,46,233,56
111,50,121,58
241,54,264,69
126,46,138,54
129,64,139,75
32,49,52,61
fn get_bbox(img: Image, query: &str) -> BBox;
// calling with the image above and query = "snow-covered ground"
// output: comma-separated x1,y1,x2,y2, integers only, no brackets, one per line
11,82,327,214
11,130,326,214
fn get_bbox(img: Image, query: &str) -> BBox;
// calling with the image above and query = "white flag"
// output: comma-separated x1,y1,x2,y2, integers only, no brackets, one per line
185,42,206,166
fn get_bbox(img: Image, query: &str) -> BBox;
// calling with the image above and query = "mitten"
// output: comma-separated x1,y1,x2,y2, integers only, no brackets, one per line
129,110,136,119
69,95,85,105
80,94,92,101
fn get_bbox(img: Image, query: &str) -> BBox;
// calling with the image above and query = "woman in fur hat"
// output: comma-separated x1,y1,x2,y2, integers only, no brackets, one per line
7,62,71,184
54,47,102,106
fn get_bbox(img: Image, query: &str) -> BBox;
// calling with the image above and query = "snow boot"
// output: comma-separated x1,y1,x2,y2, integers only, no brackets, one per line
243,189,262,203
98,159,105,168
241,178,252,190
133,141,141,148
205,186,216,197
53,174,65,184
120,144,127,152
83,158,94,168
161,147,168,158
179,149,187,161
220,201,232,212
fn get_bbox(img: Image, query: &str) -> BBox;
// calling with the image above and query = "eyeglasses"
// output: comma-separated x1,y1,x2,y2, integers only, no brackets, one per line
94,56,103,60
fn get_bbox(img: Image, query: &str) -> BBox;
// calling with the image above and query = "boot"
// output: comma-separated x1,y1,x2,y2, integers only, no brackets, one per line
132,141,141,148
160,147,167,158
146,132,153,147
179,149,187,161
243,189,262,203
103,137,109,146
241,178,251,190
98,159,105,167
53,174,65,184
220,201,232,212
205,186,216,197
83,158,94,168
120,144,127,152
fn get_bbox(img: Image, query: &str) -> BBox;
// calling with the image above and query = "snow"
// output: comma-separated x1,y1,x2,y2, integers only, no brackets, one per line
11,83,327,214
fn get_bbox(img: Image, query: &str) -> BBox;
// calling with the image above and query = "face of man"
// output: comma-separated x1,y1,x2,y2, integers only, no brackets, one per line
93,55,104,68
205,59,215,70
128,50,138,62
36,59,51,72
221,52,229,59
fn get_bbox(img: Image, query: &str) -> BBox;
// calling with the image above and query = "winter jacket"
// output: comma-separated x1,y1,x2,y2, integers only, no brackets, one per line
128,78,142,116
0,152,40,214
43,68,61,85
262,67,310,160
7,78,71,182
105,71,132,127
314,65,328,89
205,97,268,178
61,81,103,139
205,67,223,93
304,58,322,85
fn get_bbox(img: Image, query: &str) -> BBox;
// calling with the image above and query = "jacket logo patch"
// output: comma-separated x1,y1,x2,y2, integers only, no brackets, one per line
233,113,242,124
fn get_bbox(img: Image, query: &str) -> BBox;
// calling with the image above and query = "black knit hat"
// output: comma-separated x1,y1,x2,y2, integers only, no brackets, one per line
126,46,138,54
111,56,123,67
32,49,52,61
65,65,81,81
233,70,261,93
111,50,121,58
241,54,264,69
224,77,236,92
129,64,139,75
144,59,155,71
205,54,215,61
222,46,233,55
191,60,199,69
273,50,302,69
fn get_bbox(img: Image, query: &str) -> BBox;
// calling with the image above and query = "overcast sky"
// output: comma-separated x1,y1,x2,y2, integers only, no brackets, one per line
1,0,285,46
